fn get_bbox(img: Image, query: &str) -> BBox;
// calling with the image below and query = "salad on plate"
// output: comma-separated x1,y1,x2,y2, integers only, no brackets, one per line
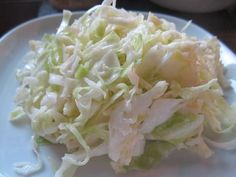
10,0,236,177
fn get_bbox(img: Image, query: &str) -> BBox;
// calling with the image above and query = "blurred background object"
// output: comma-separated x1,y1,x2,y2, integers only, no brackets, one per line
0,0,235,52
0,0,42,35
150,0,236,13
50,0,101,9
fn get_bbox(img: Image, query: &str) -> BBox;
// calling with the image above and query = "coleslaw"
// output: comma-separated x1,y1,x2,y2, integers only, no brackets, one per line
11,0,236,177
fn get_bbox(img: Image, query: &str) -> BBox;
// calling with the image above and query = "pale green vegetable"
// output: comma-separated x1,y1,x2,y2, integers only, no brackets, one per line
128,140,175,170
11,0,236,177
10,106,28,121
149,112,204,143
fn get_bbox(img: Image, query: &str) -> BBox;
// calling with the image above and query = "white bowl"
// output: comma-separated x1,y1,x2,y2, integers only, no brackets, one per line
150,0,236,13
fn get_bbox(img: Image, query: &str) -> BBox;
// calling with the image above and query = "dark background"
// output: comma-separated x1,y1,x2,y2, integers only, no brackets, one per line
0,0,236,52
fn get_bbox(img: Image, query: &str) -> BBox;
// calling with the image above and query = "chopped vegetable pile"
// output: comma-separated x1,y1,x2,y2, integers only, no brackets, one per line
11,0,236,177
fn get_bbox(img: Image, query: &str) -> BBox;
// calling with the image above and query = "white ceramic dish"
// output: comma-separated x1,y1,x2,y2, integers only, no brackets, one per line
0,12,236,177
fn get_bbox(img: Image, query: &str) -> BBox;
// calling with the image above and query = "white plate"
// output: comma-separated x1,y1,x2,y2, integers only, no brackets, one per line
0,12,236,177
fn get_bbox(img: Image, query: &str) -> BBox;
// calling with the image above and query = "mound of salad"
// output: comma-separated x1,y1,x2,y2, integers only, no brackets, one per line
11,0,236,177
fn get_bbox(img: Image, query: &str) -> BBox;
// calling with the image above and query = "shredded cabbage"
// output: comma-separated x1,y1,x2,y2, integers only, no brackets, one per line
13,136,43,176
11,0,236,176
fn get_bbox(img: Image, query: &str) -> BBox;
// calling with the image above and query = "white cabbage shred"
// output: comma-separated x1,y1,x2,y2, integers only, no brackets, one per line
13,136,43,176
11,0,236,176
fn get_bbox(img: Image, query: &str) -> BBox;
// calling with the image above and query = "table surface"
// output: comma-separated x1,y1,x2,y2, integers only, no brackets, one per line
0,0,236,52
